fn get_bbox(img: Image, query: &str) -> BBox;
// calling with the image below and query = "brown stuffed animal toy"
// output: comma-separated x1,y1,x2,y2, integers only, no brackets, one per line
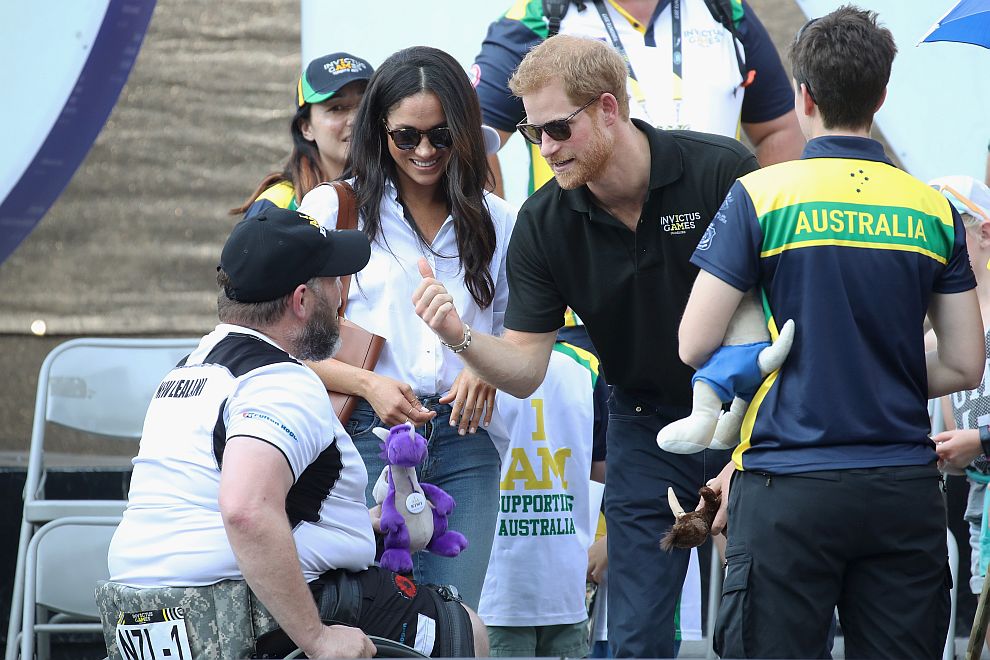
660,486,721,551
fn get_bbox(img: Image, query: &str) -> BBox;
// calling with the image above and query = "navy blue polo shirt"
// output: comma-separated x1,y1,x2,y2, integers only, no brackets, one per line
691,136,977,473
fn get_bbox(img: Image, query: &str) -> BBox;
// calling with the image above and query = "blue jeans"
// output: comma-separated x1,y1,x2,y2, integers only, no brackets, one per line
605,388,731,658
591,640,612,658
346,396,501,610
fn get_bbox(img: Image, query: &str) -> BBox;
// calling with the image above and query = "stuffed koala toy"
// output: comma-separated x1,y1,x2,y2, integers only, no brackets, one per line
370,423,468,574
657,291,795,454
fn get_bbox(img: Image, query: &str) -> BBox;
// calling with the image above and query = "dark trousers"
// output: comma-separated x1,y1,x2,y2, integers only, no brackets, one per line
605,389,731,658
716,465,951,659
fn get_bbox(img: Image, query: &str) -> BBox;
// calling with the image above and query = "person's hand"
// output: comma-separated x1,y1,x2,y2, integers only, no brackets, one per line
303,624,377,658
933,428,982,471
413,258,466,346
440,369,495,435
702,462,735,536
369,504,382,534
363,373,435,427
586,536,608,584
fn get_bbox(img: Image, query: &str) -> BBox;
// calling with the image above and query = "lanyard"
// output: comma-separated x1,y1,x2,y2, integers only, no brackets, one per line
591,0,684,127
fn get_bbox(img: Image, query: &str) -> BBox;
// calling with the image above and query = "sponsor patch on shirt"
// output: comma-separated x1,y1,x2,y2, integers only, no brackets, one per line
394,573,417,599
241,411,298,442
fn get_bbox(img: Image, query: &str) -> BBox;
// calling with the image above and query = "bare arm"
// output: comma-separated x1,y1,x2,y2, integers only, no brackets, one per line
678,270,747,369
926,289,985,397
219,438,376,658
412,258,556,397
305,359,434,427
442,328,555,399
742,111,805,167
925,328,959,434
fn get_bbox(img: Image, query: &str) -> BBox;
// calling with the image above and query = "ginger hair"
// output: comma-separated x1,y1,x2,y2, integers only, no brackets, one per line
509,34,629,120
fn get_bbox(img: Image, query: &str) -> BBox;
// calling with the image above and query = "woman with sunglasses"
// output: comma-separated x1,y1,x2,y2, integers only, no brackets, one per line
298,46,515,610
231,52,374,218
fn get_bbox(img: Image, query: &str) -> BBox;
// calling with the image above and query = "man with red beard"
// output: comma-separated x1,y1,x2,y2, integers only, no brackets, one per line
413,35,755,658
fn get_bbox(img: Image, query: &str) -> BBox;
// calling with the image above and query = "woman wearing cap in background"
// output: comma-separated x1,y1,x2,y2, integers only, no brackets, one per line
231,52,374,218
298,46,514,610
926,176,990,655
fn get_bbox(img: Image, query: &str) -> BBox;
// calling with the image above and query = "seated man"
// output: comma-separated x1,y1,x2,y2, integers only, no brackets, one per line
103,207,485,659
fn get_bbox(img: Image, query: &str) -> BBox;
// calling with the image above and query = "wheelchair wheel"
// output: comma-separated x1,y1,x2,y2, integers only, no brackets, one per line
279,635,426,658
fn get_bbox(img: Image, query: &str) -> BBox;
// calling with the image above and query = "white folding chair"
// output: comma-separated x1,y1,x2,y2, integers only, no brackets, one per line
20,516,121,660
945,528,959,660
6,337,198,660
930,398,961,659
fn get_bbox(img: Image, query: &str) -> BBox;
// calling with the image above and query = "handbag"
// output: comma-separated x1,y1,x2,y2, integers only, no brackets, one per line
325,180,385,424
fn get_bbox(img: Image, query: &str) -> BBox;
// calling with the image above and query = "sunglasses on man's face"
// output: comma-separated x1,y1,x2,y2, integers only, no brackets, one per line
383,121,453,151
515,95,602,146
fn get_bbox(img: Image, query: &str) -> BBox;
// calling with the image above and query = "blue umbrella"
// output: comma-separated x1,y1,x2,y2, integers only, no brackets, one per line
920,0,990,49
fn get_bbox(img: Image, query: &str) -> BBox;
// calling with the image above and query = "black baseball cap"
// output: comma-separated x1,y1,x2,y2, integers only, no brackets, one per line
219,207,370,303
297,52,374,107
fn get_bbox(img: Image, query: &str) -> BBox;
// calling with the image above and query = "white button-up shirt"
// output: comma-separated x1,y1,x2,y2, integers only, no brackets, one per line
299,179,516,396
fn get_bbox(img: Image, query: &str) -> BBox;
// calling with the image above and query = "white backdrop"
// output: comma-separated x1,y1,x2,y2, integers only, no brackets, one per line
0,2,111,204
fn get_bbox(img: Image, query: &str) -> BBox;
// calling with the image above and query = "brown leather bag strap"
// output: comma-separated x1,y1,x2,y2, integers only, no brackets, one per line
329,181,358,317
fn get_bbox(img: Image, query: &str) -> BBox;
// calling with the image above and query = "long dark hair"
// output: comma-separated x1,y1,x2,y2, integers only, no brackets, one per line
229,104,328,215
344,46,497,309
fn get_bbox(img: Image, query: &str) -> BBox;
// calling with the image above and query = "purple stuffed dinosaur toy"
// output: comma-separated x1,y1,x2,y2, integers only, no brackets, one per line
371,423,468,574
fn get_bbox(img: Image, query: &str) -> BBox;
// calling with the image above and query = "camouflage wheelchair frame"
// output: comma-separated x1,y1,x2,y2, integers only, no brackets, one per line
96,579,429,658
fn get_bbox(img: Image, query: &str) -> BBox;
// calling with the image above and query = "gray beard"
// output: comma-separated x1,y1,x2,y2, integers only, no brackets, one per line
293,308,342,362
297,328,341,362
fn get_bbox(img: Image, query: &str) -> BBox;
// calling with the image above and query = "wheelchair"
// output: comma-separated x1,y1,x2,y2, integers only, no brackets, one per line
97,572,469,659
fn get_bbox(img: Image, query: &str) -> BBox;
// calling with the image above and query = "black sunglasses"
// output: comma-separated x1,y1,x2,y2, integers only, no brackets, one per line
515,95,602,146
383,121,453,151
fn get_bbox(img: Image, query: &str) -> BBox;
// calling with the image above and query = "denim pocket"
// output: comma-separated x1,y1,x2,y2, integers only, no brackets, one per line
714,549,752,659
344,405,380,438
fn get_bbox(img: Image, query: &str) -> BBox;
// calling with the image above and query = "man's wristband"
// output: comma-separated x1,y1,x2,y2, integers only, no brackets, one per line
441,323,472,354
979,415,990,457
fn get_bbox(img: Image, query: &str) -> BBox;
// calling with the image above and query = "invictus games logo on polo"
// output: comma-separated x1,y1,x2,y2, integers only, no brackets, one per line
685,28,725,48
659,211,701,234
325,57,368,75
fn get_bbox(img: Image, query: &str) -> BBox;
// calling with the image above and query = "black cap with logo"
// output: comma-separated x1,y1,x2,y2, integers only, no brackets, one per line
219,207,370,303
